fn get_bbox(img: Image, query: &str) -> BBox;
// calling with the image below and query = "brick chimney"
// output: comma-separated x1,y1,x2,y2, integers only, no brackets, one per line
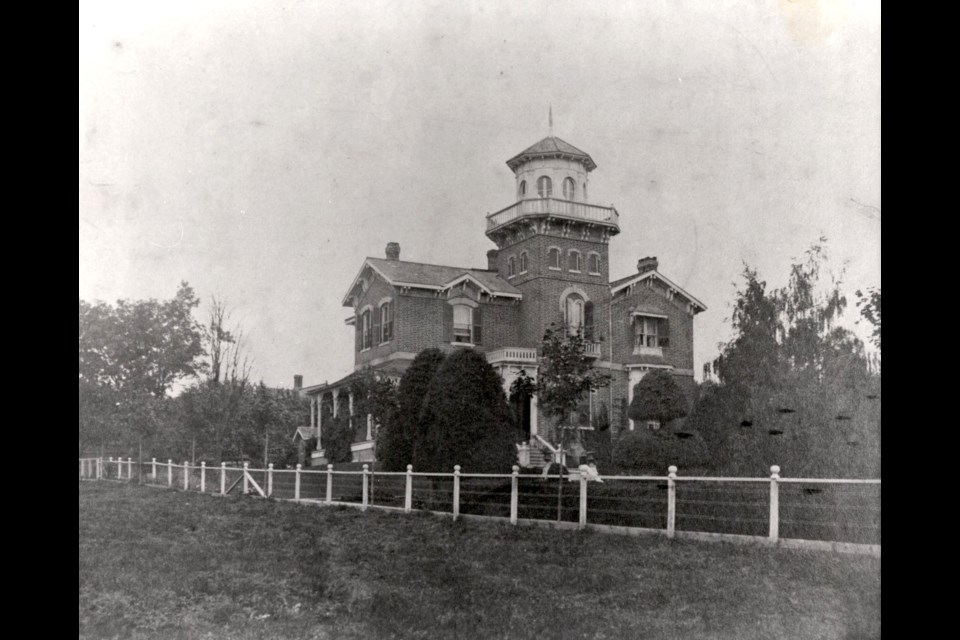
637,256,659,273
385,242,401,261
487,249,499,270
293,375,303,392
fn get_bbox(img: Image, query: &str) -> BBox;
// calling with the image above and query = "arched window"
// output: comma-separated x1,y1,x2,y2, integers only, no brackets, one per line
547,247,561,270
563,177,576,200
583,183,588,201
565,294,585,336
519,251,528,273
518,180,526,199
537,176,552,198
360,309,372,350
568,250,582,272
507,256,516,278
588,253,601,275
379,302,393,343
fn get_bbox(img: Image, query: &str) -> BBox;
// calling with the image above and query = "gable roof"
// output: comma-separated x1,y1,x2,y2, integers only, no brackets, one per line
342,258,522,306
610,270,707,313
506,136,597,173
292,427,314,443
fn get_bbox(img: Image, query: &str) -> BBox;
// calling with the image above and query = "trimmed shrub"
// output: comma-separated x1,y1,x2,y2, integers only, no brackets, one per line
416,348,520,473
628,370,689,427
612,430,710,475
378,349,446,471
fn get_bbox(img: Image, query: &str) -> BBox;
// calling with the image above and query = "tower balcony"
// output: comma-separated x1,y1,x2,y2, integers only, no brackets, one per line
486,198,620,235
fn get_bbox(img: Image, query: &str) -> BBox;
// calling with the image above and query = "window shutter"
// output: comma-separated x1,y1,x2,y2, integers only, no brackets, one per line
373,308,381,346
355,316,362,352
443,303,453,343
659,317,670,348
473,304,483,345
584,301,594,341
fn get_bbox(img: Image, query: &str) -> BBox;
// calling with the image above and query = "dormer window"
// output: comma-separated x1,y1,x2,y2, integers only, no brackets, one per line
563,177,576,200
537,176,552,198
518,180,526,199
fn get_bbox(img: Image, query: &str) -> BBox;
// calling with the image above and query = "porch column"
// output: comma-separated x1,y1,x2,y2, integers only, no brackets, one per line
348,392,354,430
310,396,316,429
317,394,323,443
366,414,372,441
530,393,539,438
332,389,339,418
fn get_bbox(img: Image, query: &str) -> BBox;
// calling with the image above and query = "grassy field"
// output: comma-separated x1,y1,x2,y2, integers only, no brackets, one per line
79,482,880,639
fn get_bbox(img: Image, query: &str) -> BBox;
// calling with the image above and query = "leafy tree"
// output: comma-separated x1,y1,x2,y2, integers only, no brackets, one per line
706,239,880,477
79,282,207,468
856,287,881,351
627,370,689,428
416,348,519,473
530,324,611,520
378,349,446,471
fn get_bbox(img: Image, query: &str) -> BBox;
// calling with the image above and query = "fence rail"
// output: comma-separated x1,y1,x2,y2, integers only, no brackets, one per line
79,458,880,555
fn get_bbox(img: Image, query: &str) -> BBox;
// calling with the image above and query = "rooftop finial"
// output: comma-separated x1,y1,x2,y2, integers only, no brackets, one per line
549,105,553,135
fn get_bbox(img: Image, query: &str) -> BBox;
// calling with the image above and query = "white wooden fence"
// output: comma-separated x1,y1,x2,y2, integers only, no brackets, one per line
79,457,880,556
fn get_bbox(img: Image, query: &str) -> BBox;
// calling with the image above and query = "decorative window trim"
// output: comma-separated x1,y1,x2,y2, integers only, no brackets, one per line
507,255,516,279
632,314,670,355
537,175,553,198
519,251,528,274
568,249,582,273
562,176,576,200
378,299,394,345
587,252,601,275
547,246,562,271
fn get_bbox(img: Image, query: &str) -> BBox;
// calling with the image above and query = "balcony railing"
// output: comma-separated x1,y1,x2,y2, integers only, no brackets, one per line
486,347,538,364
584,342,602,358
486,198,619,232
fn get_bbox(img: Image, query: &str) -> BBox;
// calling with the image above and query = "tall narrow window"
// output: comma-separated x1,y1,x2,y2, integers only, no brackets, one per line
583,183,588,200
588,253,601,274
507,256,516,278
361,310,372,350
537,176,552,198
519,251,528,273
562,177,576,200
518,180,526,199
453,305,473,343
379,302,393,343
548,247,561,270
568,250,581,272
565,294,585,336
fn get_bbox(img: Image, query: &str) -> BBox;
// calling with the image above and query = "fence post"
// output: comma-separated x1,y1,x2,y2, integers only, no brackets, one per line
200,462,206,493
79,459,83,480
127,457,133,480
362,464,369,511
267,463,273,498
97,457,102,480
769,465,780,542
151,458,157,481
167,460,173,487
183,462,189,491
667,465,677,539
510,465,519,525
220,463,226,495
294,464,302,503
242,462,249,494
579,473,588,529
453,465,461,521
326,465,333,504
405,465,413,513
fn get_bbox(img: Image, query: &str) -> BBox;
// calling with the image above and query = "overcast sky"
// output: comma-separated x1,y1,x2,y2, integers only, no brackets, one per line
79,0,881,390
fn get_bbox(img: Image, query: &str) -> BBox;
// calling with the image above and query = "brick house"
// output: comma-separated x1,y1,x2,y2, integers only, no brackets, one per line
299,134,706,466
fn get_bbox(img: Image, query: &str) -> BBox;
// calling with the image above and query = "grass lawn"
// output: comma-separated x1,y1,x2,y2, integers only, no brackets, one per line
79,482,880,639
